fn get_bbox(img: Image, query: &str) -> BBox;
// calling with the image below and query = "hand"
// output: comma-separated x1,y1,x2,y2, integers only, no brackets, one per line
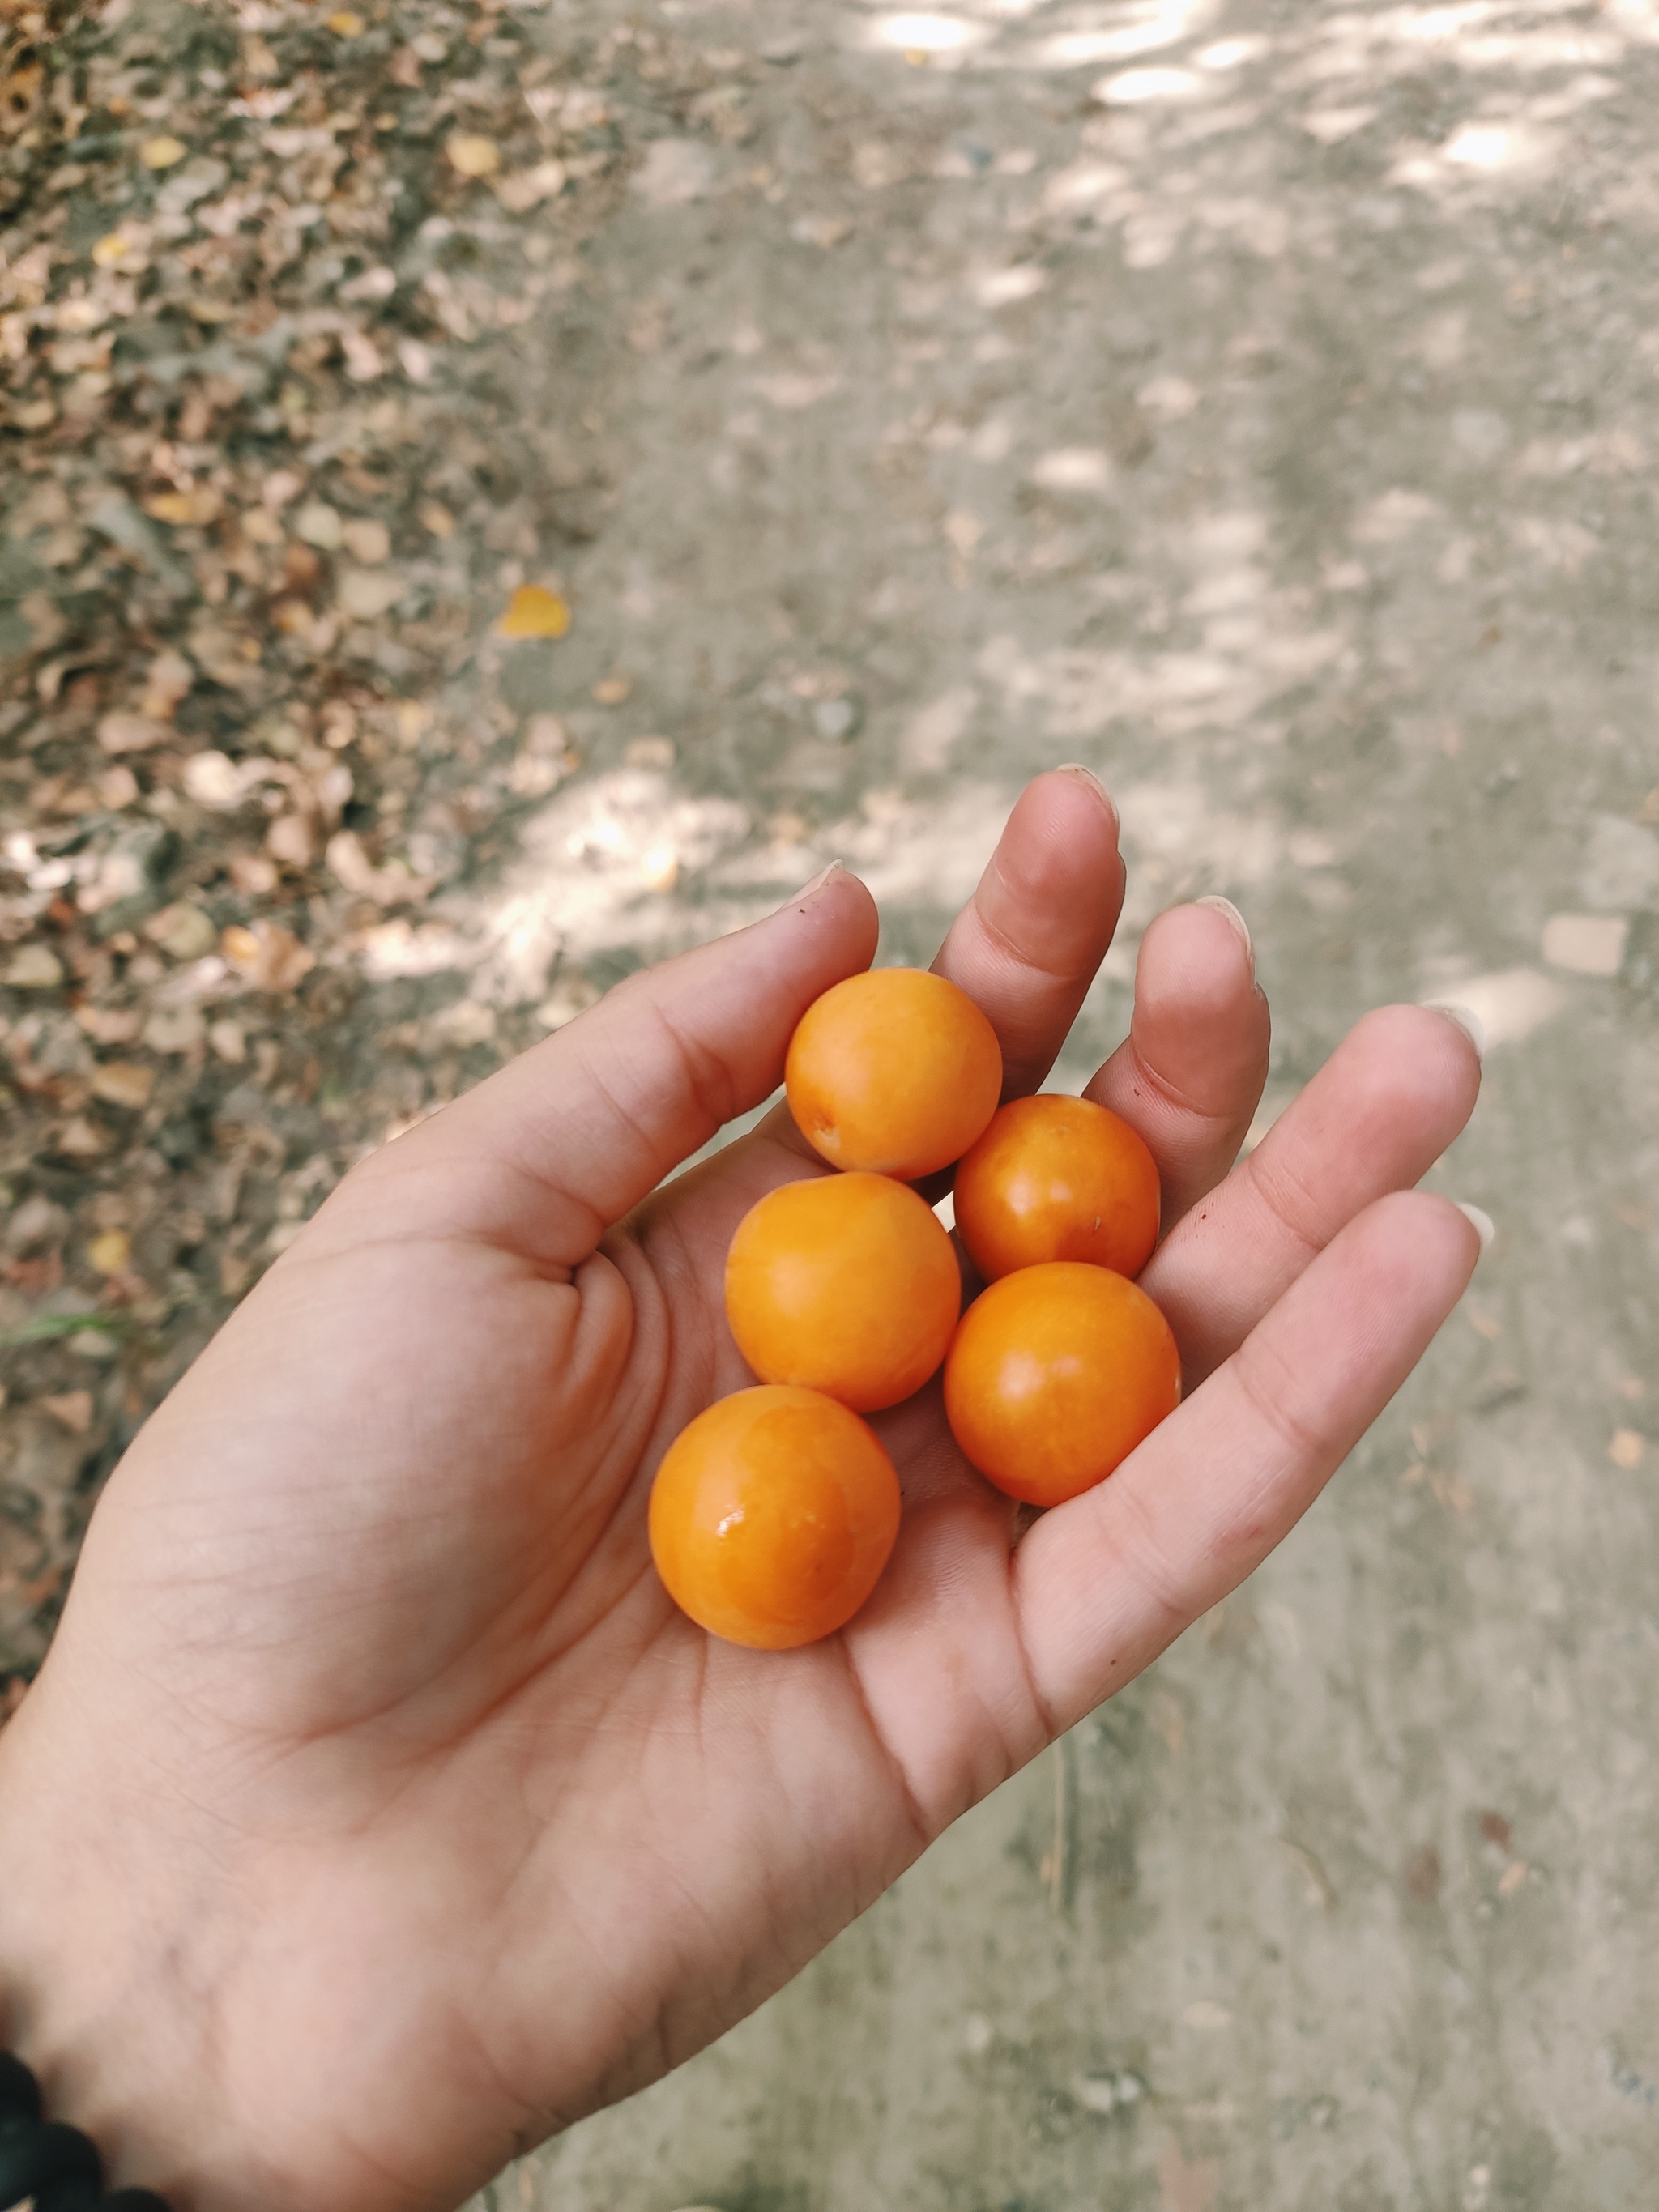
0,769,1482,2212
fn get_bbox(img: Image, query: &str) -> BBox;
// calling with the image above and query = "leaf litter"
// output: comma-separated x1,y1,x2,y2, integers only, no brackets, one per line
0,0,772,1697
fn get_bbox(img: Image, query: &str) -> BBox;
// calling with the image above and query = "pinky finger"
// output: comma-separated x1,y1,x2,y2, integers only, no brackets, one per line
1011,1190,1482,1739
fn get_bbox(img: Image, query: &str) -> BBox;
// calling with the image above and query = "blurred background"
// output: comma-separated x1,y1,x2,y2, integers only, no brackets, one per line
3,0,1658,2204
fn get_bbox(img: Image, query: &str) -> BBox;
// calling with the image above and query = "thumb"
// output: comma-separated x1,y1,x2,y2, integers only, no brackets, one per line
336,865,877,1267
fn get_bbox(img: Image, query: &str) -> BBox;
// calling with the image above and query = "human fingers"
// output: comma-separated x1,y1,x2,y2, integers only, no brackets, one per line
930,765,1126,1099
1084,899,1269,1230
1141,1003,1482,1383
324,867,879,1269
1013,1189,1482,1737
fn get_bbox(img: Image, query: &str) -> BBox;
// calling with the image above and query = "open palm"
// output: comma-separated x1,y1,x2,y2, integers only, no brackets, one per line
0,772,1482,2212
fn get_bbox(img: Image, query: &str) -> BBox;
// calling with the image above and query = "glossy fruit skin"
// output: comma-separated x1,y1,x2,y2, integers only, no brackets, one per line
648,1384,902,1649
943,1262,1180,1507
953,1094,1161,1283
726,1172,961,1411
785,968,1003,1180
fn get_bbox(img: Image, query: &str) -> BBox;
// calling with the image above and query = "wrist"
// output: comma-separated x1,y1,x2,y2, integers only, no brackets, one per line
0,1673,226,2209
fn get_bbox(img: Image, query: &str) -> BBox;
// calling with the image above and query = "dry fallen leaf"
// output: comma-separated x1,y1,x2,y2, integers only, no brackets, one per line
76,1005,143,1046
139,647,194,720
294,500,343,550
221,920,316,993
91,228,145,269
625,735,676,770
446,134,501,179
338,568,403,621
507,752,565,797
497,583,571,639
340,328,385,382
96,711,170,756
143,488,224,527
341,518,391,565
183,751,268,809
496,160,567,212
267,813,315,869
144,1007,205,1055
228,854,279,897
326,830,434,906
41,1392,94,1436
53,1117,111,1160
5,945,63,989
140,136,188,169
87,1230,133,1276
91,1063,156,1111
144,901,217,961
432,999,497,1049
327,9,365,32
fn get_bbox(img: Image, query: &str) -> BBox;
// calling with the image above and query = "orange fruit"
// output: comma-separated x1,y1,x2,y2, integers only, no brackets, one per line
953,1094,1160,1283
726,1171,960,1411
648,1384,902,1648
785,968,1002,1180
943,1262,1180,1507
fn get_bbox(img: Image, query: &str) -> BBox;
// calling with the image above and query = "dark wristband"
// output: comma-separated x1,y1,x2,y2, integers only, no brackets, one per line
0,2047,172,2211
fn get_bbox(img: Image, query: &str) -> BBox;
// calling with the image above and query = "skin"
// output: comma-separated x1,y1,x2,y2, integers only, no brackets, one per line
0,769,1483,2212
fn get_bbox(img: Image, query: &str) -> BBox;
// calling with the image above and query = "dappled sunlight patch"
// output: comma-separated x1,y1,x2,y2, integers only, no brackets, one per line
974,625,1339,744
1041,157,1132,213
1507,514,1600,576
346,776,757,1010
1021,0,1221,72
816,782,1017,910
859,9,993,56
1108,778,1283,926
1391,117,1561,189
698,782,1019,918
1418,968,1566,1046
1353,489,1445,546
1092,63,1209,102
1301,103,1380,143
1030,446,1115,493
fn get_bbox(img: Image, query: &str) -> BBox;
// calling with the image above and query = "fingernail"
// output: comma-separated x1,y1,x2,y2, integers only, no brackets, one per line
784,859,843,907
1423,1000,1486,1064
1454,1201,1495,1254
1054,763,1120,834
1196,893,1255,981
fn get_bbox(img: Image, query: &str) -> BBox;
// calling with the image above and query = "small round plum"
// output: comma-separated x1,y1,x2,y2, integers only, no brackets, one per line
954,1093,1160,1283
785,968,1002,1180
725,1171,961,1411
649,1384,902,1649
943,1262,1180,1507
